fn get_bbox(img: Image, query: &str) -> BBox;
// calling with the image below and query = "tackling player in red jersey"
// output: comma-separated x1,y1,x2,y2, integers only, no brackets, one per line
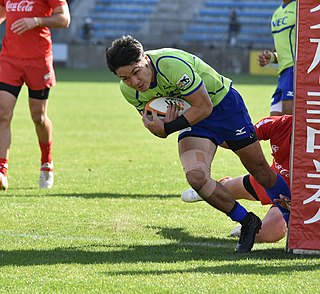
0,0,70,190
182,115,292,243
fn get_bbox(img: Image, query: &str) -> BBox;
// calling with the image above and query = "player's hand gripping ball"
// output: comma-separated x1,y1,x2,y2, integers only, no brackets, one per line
145,97,191,118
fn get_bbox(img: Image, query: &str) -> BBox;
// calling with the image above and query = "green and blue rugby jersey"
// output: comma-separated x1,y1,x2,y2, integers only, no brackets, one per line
271,0,296,75
120,48,232,111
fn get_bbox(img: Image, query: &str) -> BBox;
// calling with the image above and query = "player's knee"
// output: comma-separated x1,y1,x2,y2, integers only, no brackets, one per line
185,169,207,191
185,169,217,200
180,149,215,198
0,107,14,126
30,110,47,125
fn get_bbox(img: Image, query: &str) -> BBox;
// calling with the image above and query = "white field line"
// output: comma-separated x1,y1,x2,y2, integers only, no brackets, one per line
0,230,230,248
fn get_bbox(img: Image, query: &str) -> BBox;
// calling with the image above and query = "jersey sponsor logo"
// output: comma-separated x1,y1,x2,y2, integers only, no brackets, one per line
6,0,34,12
274,161,289,178
272,16,288,27
176,74,191,89
235,126,246,136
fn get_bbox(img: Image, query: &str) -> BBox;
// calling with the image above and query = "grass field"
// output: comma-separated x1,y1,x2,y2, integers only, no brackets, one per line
0,69,319,293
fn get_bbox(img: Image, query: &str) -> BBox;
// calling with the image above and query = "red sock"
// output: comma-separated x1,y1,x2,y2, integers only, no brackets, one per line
0,158,8,176
39,141,53,164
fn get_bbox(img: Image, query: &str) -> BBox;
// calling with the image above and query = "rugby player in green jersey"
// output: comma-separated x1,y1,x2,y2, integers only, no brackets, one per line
106,35,291,253
258,0,296,115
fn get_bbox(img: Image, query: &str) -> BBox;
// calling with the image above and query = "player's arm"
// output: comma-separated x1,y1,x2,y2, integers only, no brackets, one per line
142,84,212,138
0,5,6,25
35,4,71,28
11,3,70,35
181,83,213,125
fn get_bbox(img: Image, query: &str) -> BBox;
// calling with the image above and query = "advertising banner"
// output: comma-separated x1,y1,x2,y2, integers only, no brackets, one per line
290,0,320,252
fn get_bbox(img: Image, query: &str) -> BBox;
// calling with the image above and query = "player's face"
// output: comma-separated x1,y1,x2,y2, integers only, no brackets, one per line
116,54,153,92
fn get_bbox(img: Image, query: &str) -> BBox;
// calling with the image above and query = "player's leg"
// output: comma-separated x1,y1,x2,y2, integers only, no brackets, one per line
181,175,254,203
229,174,287,242
28,89,54,189
270,86,283,116
221,175,256,201
28,89,52,144
178,136,261,253
0,56,23,191
0,84,21,191
270,66,294,116
255,206,287,243
271,90,293,116
231,208,287,243
179,137,233,212
282,100,293,116
25,56,56,189
234,141,291,224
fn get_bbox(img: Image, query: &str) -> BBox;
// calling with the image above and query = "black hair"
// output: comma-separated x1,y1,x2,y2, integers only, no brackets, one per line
106,35,144,74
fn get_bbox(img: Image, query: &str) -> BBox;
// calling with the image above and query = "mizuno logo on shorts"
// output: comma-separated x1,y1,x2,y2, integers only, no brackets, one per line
287,91,294,97
235,127,246,136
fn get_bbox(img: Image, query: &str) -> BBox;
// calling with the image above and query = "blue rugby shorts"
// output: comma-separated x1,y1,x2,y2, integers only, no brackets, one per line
178,87,257,150
271,66,294,107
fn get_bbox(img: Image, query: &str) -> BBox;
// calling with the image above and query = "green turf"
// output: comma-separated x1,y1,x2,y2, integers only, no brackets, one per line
0,69,318,293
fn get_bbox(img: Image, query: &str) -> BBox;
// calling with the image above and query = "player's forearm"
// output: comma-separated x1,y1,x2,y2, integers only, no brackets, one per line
36,6,70,28
183,85,213,125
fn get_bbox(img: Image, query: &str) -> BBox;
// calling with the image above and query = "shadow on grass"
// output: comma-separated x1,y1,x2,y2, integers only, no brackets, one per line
0,226,318,273
4,191,180,199
104,260,320,276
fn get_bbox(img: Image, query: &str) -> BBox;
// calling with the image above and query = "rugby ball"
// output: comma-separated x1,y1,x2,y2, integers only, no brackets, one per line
145,97,191,116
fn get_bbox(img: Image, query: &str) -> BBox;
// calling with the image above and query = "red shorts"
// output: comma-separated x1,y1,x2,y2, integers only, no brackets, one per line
0,55,56,90
248,174,274,205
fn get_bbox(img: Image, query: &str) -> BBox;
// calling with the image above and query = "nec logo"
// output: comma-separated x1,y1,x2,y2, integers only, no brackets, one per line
272,16,288,27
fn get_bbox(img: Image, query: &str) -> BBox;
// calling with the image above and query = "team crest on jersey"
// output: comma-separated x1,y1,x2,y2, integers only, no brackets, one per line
176,73,191,89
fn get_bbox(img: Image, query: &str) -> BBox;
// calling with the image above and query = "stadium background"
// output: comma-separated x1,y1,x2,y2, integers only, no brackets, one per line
8,0,279,75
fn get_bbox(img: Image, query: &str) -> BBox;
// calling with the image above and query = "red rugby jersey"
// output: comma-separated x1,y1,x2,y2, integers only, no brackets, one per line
0,0,66,58
255,115,292,187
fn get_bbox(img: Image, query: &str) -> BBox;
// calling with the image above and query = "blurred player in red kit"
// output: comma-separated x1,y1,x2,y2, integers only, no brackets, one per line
0,0,70,190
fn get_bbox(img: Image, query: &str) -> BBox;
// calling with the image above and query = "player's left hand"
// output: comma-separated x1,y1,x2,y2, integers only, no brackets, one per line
162,104,179,123
11,18,38,35
141,110,167,138
274,194,291,211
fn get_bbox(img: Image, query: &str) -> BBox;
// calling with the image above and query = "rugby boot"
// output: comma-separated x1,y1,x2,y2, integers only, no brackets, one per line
0,172,8,191
236,212,262,253
39,162,54,189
